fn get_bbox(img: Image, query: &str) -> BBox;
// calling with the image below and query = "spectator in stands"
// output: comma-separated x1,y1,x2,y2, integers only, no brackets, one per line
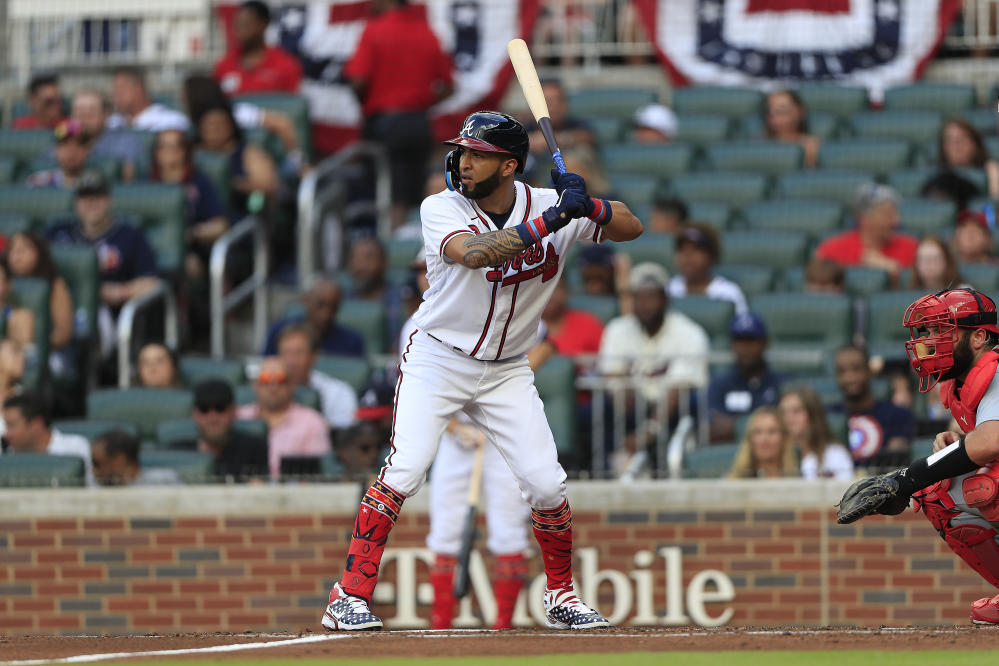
832,345,913,470
803,257,845,293
920,170,981,212
214,1,303,95
263,279,363,356
276,324,357,430
5,232,74,353
648,196,688,235
26,120,91,190
727,405,799,479
355,379,396,438
764,90,819,168
334,421,384,480
526,79,594,157
345,237,403,344
815,183,917,276
952,210,997,265
707,313,783,443
538,278,603,358
631,104,677,144
779,385,853,481
193,101,278,217
108,67,189,132
579,244,617,297
91,430,180,486
179,379,269,482
342,0,453,227
938,117,999,199
236,356,332,479
0,340,25,407
909,235,966,291
13,74,65,130
669,223,748,315
45,173,159,356
71,89,144,181
0,257,34,348
1,392,93,486
135,342,180,388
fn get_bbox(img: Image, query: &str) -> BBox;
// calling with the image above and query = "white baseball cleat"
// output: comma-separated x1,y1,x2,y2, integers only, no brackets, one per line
543,586,611,630
322,582,383,631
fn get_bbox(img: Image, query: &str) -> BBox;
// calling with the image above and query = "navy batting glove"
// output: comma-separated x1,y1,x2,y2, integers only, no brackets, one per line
551,169,589,196
541,188,591,232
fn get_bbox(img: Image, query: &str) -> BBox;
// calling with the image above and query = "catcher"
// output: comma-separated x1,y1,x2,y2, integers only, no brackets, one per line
837,288,999,624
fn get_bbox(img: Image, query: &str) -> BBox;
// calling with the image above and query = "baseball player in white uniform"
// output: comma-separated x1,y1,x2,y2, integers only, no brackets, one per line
322,110,642,631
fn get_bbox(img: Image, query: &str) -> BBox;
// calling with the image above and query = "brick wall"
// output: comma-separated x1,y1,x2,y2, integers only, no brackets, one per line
0,485,988,633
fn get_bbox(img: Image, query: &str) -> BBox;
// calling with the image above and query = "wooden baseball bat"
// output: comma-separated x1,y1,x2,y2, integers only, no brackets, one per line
453,442,487,599
507,38,566,175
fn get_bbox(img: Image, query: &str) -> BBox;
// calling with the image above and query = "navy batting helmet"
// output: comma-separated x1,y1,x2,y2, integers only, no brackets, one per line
443,111,529,191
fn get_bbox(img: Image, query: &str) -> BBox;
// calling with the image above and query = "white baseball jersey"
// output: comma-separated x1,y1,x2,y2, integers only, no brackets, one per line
413,182,603,361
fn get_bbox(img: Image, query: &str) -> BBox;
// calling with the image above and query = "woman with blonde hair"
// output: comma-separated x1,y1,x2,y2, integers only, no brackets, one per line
727,406,799,479
779,385,853,480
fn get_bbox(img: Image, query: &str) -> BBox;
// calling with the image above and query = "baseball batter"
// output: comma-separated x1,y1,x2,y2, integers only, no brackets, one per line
837,288,999,624
322,110,642,631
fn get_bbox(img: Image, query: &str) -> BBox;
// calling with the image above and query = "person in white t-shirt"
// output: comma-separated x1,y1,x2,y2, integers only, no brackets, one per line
1,392,94,486
779,384,853,481
107,67,189,132
276,324,357,430
668,223,747,315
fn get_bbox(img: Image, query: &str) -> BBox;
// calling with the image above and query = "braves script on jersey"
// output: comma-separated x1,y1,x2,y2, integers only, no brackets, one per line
414,181,603,360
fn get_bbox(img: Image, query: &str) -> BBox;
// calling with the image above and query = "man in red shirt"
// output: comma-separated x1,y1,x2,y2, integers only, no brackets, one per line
215,1,303,96
342,0,453,228
539,278,603,357
814,183,918,275
13,74,65,130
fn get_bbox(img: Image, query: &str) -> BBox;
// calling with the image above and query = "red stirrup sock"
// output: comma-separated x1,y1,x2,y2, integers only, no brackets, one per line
339,480,405,603
491,553,528,629
531,500,574,590
430,553,458,630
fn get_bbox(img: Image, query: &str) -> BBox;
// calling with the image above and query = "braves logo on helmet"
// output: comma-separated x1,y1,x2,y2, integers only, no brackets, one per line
443,111,529,192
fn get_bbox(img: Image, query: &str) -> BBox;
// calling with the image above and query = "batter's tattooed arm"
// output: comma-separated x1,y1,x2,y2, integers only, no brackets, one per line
454,228,527,269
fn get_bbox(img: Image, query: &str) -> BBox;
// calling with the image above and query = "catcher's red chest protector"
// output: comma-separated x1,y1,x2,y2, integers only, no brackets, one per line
940,350,999,432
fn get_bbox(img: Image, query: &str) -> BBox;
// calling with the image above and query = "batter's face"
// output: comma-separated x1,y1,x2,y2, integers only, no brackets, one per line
458,149,515,200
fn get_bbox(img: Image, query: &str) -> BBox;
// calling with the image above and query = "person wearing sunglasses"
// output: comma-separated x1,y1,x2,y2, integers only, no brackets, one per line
13,73,66,130
181,379,268,482
236,357,331,479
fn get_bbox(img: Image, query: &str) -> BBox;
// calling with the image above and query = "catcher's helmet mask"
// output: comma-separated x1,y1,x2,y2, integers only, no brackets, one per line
443,111,529,192
903,287,999,392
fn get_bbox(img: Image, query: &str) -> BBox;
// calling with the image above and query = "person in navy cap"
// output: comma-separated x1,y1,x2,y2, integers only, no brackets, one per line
707,312,784,443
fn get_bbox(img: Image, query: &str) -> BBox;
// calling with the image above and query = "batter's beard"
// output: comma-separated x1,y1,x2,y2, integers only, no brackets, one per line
940,331,974,382
461,167,502,200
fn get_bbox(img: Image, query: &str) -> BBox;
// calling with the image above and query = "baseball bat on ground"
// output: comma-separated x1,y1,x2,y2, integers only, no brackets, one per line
507,38,566,175
453,442,487,599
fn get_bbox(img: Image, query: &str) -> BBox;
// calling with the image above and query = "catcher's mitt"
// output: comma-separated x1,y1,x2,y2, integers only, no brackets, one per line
835,470,912,524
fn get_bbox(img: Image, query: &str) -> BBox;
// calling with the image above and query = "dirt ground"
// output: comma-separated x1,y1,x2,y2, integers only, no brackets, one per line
2,626,999,662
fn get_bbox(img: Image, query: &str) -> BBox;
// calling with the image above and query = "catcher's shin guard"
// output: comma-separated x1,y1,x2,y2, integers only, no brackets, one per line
430,553,457,630
914,479,999,589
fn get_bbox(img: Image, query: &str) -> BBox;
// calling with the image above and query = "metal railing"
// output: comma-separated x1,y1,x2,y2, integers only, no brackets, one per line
296,142,391,288
210,215,269,358
945,0,999,50
117,279,179,388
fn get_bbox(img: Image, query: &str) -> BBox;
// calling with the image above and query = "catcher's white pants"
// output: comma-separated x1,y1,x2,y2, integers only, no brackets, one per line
426,430,531,556
379,328,567,509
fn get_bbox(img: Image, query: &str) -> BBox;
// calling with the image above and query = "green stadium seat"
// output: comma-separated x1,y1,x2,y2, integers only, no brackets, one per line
0,186,72,226
850,110,942,144
706,142,803,175
670,296,735,350
141,449,214,483
684,443,739,479
797,84,869,118
533,355,576,458
884,83,976,114
235,384,322,412
844,266,892,297
87,388,193,440
155,418,268,450
0,129,54,165
866,290,927,362
0,155,16,184
962,263,999,292
232,94,312,159
589,116,625,145
193,150,232,206
0,454,85,488
0,212,30,236
11,277,51,389
987,137,999,161
721,230,808,269
776,171,872,203
338,299,387,355
752,292,852,350
244,127,286,164
52,419,139,441
714,265,775,298
602,143,694,179
960,109,998,137
911,438,935,462
568,88,657,121
887,167,940,197
738,111,841,141
673,87,764,119
609,173,660,208
179,355,246,387
614,233,673,270
111,184,186,274
669,171,769,207
50,245,99,341
741,199,842,238
674,114,731,147
818,139,912,176
898,199,956,237
314,355,372,393
687,201,734,230
567,293,618,323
